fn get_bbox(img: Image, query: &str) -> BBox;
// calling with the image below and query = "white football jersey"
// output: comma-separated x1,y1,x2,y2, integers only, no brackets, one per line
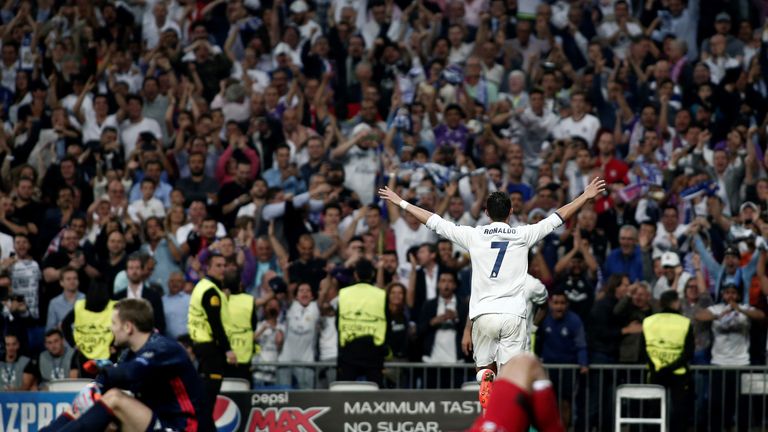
426,213,563,319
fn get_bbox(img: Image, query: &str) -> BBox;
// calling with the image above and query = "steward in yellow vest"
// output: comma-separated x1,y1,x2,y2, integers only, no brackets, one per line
337,259,388,384
187,254,235,431
641,290,693,431
73,298,116,360
62,283,115,378
222,270,257,384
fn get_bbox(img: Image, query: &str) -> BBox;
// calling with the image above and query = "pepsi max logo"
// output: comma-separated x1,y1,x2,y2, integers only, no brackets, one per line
246,407,330,432
214,395,241,432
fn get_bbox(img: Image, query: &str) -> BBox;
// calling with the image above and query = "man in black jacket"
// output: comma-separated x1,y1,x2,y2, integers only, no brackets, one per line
419,270,468,387
113,253,165,336
412,243,441,321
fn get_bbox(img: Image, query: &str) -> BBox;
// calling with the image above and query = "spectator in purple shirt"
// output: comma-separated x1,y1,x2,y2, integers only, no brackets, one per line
433,104,469,153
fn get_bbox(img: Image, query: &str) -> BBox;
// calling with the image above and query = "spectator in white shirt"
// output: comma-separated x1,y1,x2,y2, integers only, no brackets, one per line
128,178,166,223
360,0,403,49
652,251,692,299
553,91,601,146
696,281,763,365
0,42,19,91
142,2,169,50
653,205,688,252
289,0,321,44
597,1,642,59
74,85,118,143
695,282,764,430
561,142,594,201
277,282,320,389
119,94,162,156
703,34,741,85
253,298,284,386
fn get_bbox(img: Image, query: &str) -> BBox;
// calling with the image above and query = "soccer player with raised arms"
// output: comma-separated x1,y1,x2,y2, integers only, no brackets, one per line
378,176,605,408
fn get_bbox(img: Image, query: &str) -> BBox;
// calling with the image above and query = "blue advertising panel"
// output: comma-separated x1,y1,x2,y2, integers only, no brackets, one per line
0,392,75,431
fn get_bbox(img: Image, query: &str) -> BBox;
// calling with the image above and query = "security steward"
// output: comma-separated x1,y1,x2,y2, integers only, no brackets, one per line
62,282,115,377
337,259,388,384
222,270,258,383
188,253,236,431
641,290,694,431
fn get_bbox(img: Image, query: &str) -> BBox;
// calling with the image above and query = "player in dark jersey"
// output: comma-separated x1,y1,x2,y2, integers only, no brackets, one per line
41,298,207,432
467,354,564,432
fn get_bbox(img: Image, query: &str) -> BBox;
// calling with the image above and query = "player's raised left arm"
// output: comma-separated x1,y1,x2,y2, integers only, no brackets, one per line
555,177,606,221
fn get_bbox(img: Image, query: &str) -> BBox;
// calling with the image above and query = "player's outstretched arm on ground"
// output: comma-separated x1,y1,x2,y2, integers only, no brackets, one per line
554,177,606,221
378,186,434,225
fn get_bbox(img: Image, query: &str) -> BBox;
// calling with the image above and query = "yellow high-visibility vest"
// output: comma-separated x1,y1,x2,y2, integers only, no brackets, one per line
188,278,230,344
226,293,255,364
643,312,690,376
338,283,386,348
73,299,115,360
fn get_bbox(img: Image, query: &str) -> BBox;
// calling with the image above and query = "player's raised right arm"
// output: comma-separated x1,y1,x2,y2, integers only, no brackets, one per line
555,177,606,221
378,185,434,225
383,177,404,223
378,186,472,248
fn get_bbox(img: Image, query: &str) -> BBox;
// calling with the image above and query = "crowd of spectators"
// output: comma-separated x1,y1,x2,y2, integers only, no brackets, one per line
0,0,765,403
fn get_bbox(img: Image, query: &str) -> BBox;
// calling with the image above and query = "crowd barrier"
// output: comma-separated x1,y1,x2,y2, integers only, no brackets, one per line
258,362,768,431
5,363,768,431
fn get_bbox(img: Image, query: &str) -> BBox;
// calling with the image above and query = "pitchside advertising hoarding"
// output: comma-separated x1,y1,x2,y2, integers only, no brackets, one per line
0,390,480,432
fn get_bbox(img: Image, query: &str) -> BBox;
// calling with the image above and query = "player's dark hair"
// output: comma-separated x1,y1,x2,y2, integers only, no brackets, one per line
355,259,375,283
114,298,155,333
486,191,512,222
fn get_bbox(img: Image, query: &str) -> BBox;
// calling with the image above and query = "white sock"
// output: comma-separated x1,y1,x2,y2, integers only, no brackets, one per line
476,369,496,383
532,379,553,392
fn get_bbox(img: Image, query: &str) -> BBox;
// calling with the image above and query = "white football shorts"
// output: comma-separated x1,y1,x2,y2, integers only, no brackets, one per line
471,313,526,367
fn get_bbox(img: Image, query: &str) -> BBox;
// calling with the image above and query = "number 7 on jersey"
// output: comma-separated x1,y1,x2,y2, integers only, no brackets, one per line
490,241,509,278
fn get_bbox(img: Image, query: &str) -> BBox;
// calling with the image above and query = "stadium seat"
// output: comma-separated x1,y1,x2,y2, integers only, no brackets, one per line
220,378,250,392
329,381,379,391
461,382,480,391
614,384,667,432
47,379,93,393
